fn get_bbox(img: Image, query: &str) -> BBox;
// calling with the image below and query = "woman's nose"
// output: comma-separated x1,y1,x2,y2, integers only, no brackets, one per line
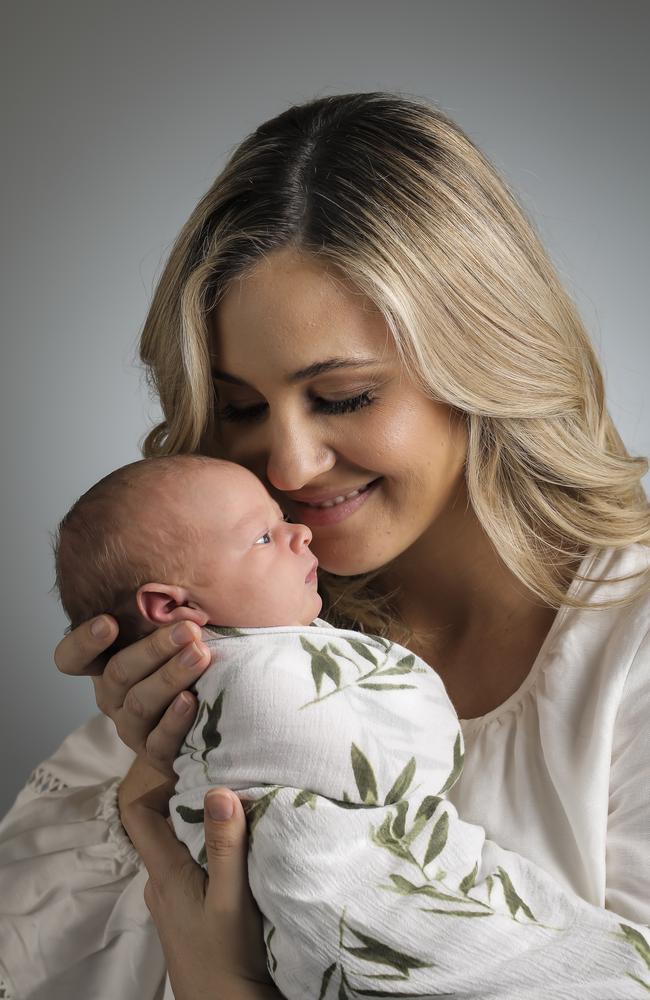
265,419,335,493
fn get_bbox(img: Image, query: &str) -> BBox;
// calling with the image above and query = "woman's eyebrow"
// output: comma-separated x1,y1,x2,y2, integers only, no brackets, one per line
211,357,381,385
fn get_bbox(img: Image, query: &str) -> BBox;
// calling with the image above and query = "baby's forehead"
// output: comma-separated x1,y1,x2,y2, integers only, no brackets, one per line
158,460,270,513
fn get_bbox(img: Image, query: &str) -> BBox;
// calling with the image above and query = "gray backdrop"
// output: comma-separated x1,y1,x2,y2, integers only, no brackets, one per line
1,0,648,813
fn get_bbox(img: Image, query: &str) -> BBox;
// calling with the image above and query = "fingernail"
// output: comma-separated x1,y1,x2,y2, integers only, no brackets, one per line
172,622,194,645
173,693,191,715
180,642,204,668
206,792,234,821
90,616,110,640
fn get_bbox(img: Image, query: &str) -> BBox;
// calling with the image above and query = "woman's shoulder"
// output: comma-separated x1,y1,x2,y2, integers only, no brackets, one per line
591,540,649,580
566,543,650,644
563,541,649,652
531,543,650,723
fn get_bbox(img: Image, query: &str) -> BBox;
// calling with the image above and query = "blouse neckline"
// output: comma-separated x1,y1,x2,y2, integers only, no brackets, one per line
459,547,600,733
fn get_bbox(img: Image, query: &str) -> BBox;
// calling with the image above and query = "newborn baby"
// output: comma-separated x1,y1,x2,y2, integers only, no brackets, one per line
55,454,322,651
54,455,650,1000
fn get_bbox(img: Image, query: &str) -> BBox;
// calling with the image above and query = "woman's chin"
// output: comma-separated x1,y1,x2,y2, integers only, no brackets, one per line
312,547,389,579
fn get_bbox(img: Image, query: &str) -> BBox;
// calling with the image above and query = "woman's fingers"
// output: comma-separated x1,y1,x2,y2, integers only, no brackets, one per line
202,789,272,983
203,790,251,913
143,692,200,776
121,777,199,887
126,782,256,919
54,615,119,677
95,623,212,762
122,781,275,998
56,617,212,768
99,622,207,713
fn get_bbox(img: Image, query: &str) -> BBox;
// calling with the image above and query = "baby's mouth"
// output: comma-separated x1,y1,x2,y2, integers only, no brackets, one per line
305,558,319,583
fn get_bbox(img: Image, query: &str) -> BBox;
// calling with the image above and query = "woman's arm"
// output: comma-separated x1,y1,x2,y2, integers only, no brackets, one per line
54,615,212,773
121,775,282,1000
53,614,281,998
0,715,164,1000
0,616,214,1000
0,719,277,1000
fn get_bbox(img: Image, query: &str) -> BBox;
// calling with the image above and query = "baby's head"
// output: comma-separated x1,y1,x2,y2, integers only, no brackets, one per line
54,455,322,653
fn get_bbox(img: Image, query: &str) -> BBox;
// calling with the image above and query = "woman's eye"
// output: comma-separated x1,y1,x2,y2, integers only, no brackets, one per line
219,402,267,423
254,532,272,546
217,391,376,423
313,391,376,415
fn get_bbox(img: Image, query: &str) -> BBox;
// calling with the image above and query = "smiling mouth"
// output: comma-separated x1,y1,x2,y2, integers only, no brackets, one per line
299,479,380,509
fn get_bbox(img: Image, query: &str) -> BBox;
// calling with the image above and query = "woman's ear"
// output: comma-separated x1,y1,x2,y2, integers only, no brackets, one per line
136,583,210,628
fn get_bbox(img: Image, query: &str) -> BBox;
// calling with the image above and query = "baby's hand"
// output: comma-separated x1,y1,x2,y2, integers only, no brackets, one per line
54,616,211,775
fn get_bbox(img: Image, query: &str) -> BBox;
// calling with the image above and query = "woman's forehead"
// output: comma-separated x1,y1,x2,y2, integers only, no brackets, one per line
211,251,395,377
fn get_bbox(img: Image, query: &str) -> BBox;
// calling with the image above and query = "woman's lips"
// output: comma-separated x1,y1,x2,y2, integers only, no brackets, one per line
285,479,377,506
290,478,381,528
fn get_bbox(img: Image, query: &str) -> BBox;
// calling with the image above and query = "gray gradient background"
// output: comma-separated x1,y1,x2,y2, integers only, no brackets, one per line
1,0,648,813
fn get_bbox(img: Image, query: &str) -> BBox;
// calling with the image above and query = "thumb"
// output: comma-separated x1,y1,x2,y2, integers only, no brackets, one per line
203,787,250,911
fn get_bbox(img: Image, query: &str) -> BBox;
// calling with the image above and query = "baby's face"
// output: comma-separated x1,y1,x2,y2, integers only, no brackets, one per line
172,463,322,627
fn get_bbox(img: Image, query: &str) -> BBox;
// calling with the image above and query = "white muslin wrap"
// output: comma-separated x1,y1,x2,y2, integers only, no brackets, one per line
171,620,650,1000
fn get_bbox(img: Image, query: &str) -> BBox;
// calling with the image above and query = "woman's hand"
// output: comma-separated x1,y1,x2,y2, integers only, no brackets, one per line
121,776,281,1000
54,615,211,775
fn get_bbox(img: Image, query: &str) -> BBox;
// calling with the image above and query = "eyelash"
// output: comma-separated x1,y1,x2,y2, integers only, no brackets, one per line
254,513,292,546
218,391,376,423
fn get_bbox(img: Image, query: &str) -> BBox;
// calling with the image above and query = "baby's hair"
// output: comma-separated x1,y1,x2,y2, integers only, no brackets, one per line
53,453,223,655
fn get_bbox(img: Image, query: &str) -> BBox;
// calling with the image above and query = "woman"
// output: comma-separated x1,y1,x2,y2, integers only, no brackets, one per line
1,92,648,1000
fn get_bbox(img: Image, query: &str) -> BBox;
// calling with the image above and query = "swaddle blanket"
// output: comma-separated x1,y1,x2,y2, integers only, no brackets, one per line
171,620,650,999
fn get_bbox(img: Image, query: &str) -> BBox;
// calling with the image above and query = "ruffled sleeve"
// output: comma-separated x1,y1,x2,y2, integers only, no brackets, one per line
606,626,650,923
0,714,167,1000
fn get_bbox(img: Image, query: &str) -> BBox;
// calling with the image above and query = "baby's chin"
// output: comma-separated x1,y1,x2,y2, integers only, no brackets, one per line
291,590,323,627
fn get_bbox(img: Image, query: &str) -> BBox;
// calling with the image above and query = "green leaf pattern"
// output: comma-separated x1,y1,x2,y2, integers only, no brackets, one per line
620,924,650,992
200,689,224,761
170,623,650,998
298,639,424,708
351,743,379,805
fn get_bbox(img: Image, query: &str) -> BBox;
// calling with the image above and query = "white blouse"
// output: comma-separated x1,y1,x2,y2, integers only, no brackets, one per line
0,543,648,1000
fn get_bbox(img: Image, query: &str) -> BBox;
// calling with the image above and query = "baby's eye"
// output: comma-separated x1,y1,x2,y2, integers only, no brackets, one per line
254,532,272,546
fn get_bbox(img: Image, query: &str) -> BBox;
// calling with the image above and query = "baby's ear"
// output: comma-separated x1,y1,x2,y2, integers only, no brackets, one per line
136,583,209,628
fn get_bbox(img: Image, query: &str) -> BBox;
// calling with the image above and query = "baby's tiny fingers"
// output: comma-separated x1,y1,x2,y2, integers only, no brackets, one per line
144,693,200,776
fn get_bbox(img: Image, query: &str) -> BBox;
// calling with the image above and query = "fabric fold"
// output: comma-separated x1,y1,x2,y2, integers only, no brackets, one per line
0,749,166,1000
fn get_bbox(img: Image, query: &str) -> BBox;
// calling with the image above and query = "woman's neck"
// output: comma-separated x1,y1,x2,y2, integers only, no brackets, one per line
383,482,526,631
378,482,565,716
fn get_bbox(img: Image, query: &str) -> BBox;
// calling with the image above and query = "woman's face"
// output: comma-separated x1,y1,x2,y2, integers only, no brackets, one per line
211,248,468,576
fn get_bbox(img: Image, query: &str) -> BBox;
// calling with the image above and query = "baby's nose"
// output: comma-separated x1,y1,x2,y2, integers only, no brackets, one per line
292,521,312,547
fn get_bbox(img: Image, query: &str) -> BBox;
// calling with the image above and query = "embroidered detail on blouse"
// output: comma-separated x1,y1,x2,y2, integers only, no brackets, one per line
0,974,15,999
98,776,143,870
25,764,69,794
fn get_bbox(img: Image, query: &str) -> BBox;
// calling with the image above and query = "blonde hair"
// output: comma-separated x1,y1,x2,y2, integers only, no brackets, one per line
53,454,219,652
138,91,649,634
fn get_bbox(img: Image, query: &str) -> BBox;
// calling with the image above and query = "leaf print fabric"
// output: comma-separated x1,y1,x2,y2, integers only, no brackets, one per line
170,621,650,999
